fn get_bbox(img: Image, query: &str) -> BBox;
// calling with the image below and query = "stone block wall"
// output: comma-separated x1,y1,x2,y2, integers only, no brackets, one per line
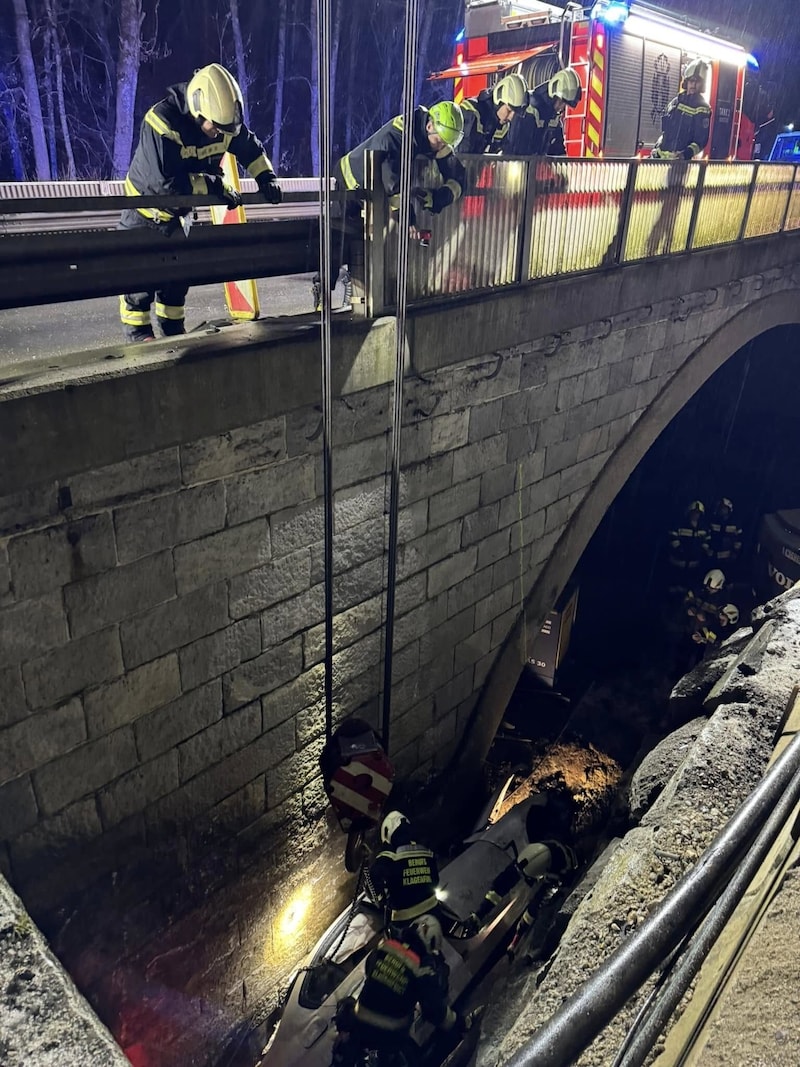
1,264,794,929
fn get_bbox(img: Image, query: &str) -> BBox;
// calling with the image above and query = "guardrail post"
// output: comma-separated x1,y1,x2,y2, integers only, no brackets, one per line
609,160,637,266
738,161,759,242
779,164,797,233
363,151,387,318
517,158,537,284
685,161,707,251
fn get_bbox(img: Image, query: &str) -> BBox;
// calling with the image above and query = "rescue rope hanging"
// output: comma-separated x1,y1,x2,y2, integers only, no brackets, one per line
316,0,335,742
381,0,421,754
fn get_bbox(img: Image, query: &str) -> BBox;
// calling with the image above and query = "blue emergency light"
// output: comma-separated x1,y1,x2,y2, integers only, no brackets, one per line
591,0,630,24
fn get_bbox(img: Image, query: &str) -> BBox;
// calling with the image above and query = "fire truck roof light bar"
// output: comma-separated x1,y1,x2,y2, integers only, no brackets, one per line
625,7,749,67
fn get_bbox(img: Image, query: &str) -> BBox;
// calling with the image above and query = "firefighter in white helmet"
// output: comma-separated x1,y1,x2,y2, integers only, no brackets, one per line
119,63,281,343
651,58,712,160
369,811,442,932
507,66,582,156
460,72,528,154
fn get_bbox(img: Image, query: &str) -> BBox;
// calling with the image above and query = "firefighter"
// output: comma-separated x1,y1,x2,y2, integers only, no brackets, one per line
336,101,465,235
707,498,743,568
459,73,528,155
684,568,727,621
506,67,582,157
119,64,281,343
332,914,462,1067
651,58,711,160
667,500,711,590
370,811,440,932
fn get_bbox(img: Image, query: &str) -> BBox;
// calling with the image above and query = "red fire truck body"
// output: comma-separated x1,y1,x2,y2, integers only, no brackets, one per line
431,1,758,160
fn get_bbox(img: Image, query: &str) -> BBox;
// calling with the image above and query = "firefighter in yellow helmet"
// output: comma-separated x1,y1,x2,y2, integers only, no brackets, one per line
507,66,582,156
651,58,712,160
336,100,466,236
460,73,528,155
119,63,281,343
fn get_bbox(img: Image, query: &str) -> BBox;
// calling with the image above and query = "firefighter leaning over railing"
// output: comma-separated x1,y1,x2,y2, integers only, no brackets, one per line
651,58,712,161
506,67,582,157
459,73,528,155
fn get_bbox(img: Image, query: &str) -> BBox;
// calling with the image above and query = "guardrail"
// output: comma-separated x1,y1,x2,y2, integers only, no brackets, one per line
372,158,800,314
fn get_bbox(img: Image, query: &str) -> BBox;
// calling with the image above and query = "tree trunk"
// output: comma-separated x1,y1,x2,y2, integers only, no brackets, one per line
42,26,57,173
0,73,26,179
272,0,287,169
12,0,51,179
228,0,250,127
112,0,143,178
309,0,320,175
45,0,76,178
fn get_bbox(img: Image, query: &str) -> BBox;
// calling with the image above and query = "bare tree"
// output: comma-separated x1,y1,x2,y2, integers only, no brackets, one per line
227,0,250,126
272,0,287,168
44,0,76,177
11,0,51,178
112,0,144,177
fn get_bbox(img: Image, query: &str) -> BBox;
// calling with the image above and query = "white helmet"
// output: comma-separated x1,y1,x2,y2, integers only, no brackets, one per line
721,604,740,626
704,569,726,592
683,58,709,88
493,73,528,111
548,67,582,107
380,810,409,844
187,63,244,133
409,913,443,954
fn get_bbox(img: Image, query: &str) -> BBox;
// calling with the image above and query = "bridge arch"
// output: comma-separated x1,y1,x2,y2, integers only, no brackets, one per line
456,289,800,779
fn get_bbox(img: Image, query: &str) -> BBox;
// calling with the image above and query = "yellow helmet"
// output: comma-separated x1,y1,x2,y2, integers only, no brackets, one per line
493,73,528,111
548,67,582,107
186,63,244,134
428,100,464,148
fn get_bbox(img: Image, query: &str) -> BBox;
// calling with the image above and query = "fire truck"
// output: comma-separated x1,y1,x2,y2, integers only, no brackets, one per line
431,0,761,159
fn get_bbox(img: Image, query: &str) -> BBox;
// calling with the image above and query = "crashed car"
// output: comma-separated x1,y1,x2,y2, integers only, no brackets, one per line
261,793,550,1067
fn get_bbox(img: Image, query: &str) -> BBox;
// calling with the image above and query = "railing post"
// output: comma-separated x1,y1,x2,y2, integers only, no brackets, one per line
517,158,538,284
685,160,707,251
738,161,759,242
363,151,387,318
609,160,637,266
779,164,797,233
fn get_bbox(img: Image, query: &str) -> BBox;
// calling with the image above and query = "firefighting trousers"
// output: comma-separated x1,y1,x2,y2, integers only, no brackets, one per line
118,210,189,341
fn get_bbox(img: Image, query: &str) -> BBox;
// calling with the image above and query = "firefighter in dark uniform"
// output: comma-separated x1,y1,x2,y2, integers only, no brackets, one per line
459,73,528,155
336,101,465,230
707,498,743,568
370,812,440,932
506,67,582,156
119,64,281,342
668,500,711,591
651,58,712,160
333,914,461,1067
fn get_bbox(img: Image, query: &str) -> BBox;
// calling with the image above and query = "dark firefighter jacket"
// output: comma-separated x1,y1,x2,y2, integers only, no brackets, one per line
652,91,711,159
354,937,455,1038
668,519,710,570
370,841,439,923
708,518,743,563
125,82,275,225
460,90,510,155
506,85,565,156
337,106,466,214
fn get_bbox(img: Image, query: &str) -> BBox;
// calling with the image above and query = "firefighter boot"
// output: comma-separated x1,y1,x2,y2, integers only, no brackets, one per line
337,264,353,310
312,273,322,312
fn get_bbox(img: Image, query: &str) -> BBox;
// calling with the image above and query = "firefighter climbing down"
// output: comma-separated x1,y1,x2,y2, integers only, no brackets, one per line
119,63,281,343
651,58,711,160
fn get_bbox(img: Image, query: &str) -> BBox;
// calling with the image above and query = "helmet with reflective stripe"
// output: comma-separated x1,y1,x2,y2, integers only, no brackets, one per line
409,913,443,954
381,810,409,844
717,497,733,513
721,604,740,625
187,64,244,134
683,58,709,87
548,67,582,106
428,101,464,148
688,499,705,514
493,73,528,110
704,569,726,592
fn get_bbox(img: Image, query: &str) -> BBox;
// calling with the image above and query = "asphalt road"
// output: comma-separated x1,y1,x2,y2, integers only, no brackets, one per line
0,273,329,368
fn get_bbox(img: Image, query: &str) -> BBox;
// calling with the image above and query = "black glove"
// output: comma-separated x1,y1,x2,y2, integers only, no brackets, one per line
207,175,242,210
257,172,283,204
682,146,695,160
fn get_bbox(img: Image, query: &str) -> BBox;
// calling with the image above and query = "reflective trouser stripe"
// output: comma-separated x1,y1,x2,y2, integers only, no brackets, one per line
155,302,185,320
354,1004,412,1031
392,895,437,922
119,297,150,326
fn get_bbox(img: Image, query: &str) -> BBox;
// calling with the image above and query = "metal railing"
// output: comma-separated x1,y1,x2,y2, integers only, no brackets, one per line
367,157,800,314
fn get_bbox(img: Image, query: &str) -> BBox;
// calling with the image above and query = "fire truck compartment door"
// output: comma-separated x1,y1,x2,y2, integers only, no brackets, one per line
640,41,682,149
429,43,557,80
605,32,644,157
